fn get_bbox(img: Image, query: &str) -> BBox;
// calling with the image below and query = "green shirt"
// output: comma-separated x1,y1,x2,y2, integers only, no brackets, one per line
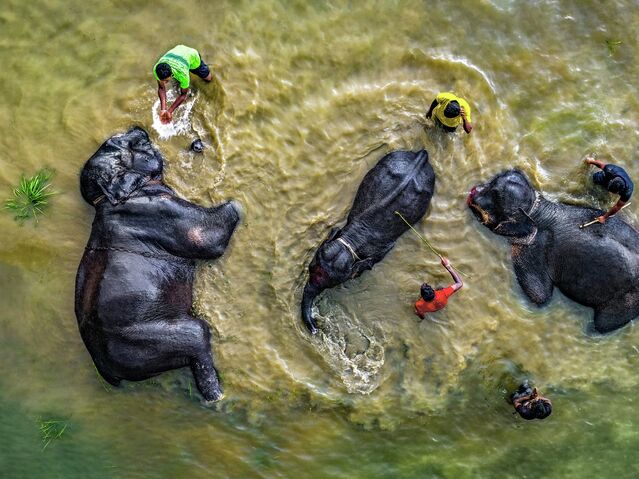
153,45,201,89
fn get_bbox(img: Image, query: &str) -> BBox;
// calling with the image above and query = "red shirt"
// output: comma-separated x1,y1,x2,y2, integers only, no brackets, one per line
414,286,455,318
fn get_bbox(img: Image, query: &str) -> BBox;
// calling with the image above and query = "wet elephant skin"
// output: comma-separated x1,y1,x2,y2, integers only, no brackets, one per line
468,169,639,334
301,150,436,334
75,127,241,401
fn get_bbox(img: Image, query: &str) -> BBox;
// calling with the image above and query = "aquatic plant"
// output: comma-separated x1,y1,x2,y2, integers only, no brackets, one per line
606,39,622,56
38,418,68,450
5,169,55,222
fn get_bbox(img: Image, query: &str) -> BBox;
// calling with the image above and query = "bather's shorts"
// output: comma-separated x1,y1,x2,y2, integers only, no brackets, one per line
190,54,211,79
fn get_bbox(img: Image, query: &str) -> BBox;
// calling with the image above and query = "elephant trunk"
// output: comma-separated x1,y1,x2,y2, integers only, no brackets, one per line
301,283,321,335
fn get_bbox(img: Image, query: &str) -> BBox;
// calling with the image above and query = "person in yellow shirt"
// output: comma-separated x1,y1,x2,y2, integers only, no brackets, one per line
426,92,473,134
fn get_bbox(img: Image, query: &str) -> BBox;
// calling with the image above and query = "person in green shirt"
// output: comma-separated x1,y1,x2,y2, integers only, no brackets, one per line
153,45,213,124
426,92,473,134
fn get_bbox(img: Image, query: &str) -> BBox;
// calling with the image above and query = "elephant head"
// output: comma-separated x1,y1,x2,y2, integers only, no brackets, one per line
467,169,538,239
80,127,164,206
301,229,373,334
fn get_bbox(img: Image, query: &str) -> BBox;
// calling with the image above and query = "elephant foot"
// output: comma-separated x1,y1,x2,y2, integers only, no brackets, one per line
227,200,244,224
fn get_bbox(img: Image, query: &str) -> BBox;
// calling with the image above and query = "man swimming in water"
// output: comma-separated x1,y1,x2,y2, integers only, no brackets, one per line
585,157,634,223
153,45,213,124
414,257,463,319
426,92,473,134
510,381,552,420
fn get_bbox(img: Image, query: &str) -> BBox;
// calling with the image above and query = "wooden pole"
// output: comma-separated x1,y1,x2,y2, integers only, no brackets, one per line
579,202,631,229
394,211,472,278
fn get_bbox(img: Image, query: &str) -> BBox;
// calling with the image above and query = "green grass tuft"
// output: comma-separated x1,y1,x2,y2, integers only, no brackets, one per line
38,418,68,450
606,39,622,56
5,169,55,223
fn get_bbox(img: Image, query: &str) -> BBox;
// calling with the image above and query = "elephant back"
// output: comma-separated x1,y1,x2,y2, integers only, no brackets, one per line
347,150,435,228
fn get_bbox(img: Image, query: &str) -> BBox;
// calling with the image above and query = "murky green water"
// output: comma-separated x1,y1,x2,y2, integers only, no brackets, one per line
2,0,639,477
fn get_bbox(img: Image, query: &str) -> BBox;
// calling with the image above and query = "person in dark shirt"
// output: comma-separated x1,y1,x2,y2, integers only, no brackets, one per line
585,158,634,223
414,257,463,319
510,381,552,420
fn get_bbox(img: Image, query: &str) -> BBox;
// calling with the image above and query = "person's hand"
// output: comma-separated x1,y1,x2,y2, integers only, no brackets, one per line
441,256,451,267
460,107,467,118
584,156,595,165
160,110,172,124
597,215,606,224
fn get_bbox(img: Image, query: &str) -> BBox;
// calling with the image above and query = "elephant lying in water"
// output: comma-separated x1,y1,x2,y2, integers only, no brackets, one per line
467,169,639,333
301,150,436,334
75,127,241,401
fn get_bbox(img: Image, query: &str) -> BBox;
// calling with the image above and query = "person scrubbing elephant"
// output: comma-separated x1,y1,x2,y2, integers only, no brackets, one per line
584,157,633,224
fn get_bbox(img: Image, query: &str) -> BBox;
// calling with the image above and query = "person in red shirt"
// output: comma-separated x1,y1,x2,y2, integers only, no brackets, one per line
414,256,463,319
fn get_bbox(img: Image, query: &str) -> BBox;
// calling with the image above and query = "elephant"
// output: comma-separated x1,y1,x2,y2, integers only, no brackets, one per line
75,126,241,401
467,169,639,333
301,150,436,334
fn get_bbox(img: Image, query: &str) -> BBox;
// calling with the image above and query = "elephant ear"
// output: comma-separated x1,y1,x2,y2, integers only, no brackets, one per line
493,218,536,238
351,257,374,278
96,171,147,206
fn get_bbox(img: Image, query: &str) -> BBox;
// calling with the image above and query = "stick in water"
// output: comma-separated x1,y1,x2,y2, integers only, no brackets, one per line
394,211,471,278
579,202,631,229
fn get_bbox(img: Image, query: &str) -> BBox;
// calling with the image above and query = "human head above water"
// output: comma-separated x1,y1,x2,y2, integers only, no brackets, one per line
593,172,625,194
420,283,435,302
444,100,461,118
155,62,172,81
608,177,625,194
517,396,553,420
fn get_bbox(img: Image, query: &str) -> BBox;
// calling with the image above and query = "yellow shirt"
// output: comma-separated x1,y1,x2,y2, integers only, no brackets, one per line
432,92,471,128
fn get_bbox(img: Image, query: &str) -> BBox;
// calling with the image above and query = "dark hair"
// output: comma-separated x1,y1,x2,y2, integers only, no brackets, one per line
531,399,552,419
155,62,172,80
420,283,435,302
608,177,625,194
516,398,552,420
444,100,461,118
592,171,606,186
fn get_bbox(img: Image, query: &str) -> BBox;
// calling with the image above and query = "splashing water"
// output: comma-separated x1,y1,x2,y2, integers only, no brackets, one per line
313,304,385,395
151,90,198,140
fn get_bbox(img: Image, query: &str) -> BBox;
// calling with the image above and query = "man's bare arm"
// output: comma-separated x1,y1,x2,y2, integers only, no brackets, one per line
441,257,463,291
167,88,189,114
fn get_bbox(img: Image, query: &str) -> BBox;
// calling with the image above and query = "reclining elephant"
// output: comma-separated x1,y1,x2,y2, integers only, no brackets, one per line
75,127,241,401
467,169,639,333
301,150,436,334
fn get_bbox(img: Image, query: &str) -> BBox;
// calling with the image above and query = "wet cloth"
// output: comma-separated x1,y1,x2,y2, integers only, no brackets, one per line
153,45,202,89
432,92,471,129
415,286,455,317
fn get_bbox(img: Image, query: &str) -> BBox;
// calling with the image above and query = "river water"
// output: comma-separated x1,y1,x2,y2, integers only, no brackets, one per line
2,1,639,477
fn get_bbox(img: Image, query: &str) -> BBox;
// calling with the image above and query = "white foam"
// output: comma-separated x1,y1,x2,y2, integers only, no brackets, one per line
151,90,197,140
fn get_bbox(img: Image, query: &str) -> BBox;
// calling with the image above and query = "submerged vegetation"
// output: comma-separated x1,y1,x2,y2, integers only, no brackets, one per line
5,169,55,223
606,39,622,56
38,418,68,450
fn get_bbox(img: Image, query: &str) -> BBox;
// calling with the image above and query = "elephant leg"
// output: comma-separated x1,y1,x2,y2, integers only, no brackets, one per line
512,232,554,305
113,316,223,401
593,292,639,334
